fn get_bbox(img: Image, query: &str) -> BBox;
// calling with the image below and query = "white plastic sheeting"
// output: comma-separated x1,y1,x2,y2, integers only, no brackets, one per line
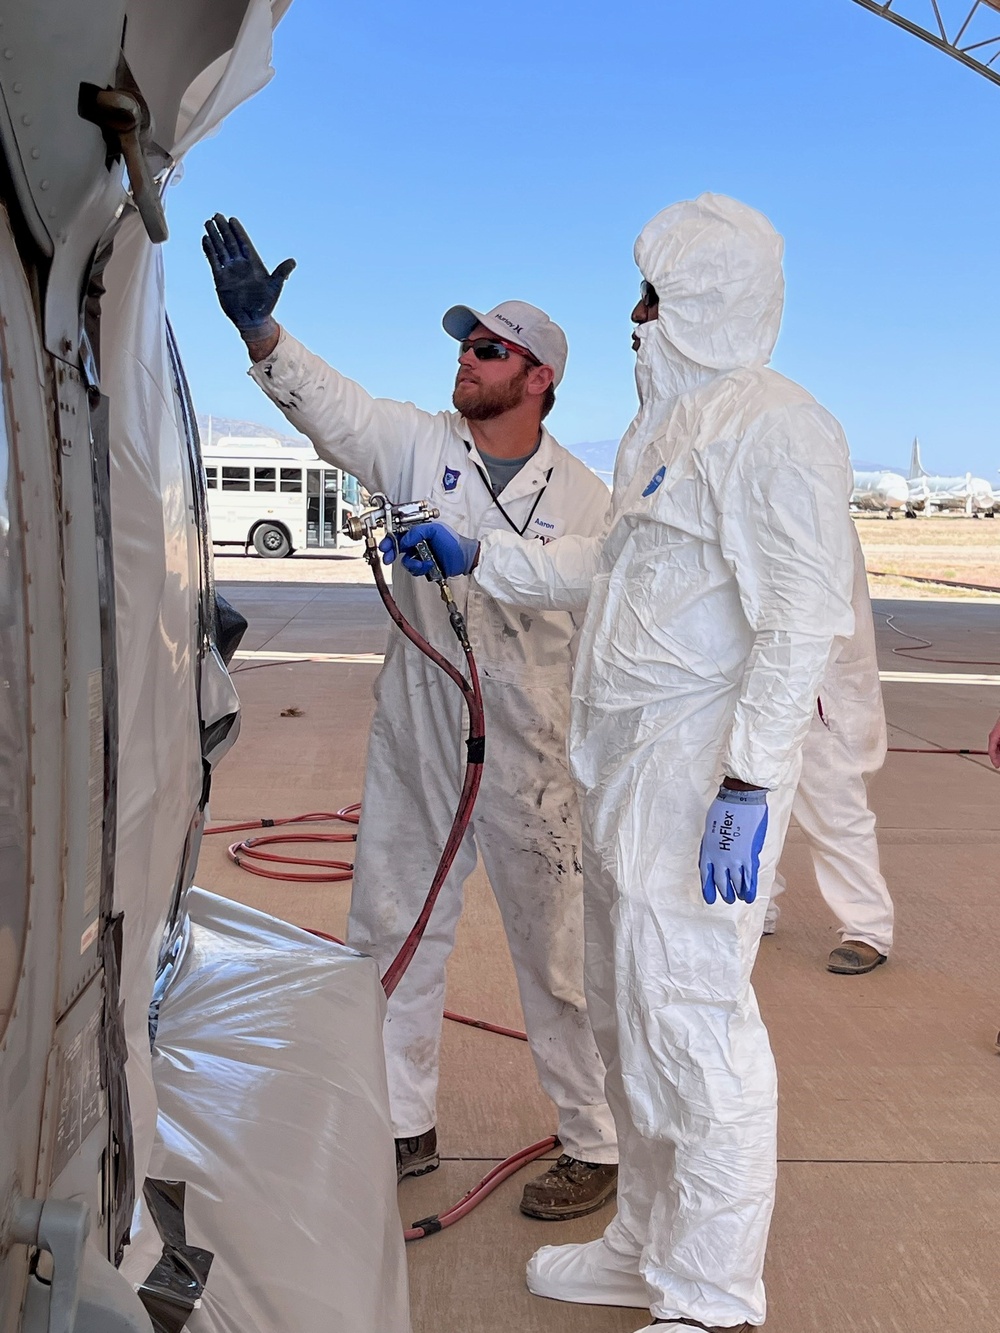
126,889,410,1333
173,0,293,157
103,0,286,1208
104,210,206,1223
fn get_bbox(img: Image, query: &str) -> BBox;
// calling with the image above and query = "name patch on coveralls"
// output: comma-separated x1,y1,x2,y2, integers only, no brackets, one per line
530,513,562,544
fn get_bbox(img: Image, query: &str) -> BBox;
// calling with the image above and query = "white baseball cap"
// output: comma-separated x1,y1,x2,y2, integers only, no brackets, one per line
442,300,568,386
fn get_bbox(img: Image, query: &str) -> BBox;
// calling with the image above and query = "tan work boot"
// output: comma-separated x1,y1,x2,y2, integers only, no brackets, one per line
828,940,887,975
395,1127,439,1181
519,1154,618,1220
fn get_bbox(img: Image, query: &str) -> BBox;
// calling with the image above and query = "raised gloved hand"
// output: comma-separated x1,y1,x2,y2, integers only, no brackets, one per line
699,785,769,905
202,214,296,343
378,522,480,578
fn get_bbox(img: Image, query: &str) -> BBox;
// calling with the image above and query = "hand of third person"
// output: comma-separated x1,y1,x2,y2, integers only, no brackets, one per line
379,522,480,579
989,715,1000,769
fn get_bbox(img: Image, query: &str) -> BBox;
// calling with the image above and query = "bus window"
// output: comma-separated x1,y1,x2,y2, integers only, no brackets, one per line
222,466,250,491
205,466,218,489
254,466,276,492
280,468,302,493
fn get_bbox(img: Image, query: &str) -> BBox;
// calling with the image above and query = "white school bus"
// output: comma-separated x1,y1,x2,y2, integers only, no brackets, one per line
203,438,362,557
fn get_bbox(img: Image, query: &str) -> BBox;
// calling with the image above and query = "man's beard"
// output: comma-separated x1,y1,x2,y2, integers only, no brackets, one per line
453,364,529,420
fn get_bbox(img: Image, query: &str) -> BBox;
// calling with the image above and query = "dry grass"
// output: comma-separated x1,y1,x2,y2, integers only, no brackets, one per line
854,514,1000,600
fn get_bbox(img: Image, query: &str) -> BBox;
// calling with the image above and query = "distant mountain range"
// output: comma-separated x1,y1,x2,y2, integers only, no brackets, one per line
196,414,307,448
566,441,906,480
566,439,618,479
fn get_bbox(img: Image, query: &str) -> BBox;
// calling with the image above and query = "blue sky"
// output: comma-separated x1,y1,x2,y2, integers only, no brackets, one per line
165,0,1000,480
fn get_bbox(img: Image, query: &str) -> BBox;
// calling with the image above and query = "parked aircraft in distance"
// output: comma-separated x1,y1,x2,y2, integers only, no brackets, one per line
851,470,910,517
907,438,995,516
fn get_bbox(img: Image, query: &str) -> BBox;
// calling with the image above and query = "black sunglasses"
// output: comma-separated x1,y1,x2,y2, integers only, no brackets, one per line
459,336,540,366
640,280,659,308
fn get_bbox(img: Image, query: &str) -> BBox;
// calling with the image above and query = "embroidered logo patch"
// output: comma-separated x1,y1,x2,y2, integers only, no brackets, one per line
642,465,666,497
442,467,461,492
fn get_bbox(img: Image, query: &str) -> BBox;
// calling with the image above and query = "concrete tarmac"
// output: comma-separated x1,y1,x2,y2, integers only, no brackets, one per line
198,560,1000,1333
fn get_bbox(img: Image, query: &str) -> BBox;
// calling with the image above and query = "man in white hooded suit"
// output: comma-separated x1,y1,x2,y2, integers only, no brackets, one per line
392,195,858,1331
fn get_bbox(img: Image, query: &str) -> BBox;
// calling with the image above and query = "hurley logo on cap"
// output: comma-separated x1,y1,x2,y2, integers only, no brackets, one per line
493,312,525,336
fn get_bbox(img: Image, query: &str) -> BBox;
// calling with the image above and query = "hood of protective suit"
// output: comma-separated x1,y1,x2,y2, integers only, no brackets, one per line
616,194,785,489
637,192,784,372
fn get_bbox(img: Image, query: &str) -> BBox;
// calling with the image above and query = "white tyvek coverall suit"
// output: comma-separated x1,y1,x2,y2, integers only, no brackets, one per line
766,535,894,953
474,194,857,1327
248,335,617,1161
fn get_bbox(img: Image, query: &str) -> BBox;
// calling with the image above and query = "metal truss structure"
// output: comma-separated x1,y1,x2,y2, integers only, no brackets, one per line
851,1,1000,85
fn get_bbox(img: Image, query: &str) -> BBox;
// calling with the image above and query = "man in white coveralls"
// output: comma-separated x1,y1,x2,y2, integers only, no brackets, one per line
390,194,859,1332
764,543,895,974
203,215,618,1219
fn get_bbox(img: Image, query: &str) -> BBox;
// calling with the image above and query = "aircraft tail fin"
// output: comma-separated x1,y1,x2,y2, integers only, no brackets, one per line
909,436,926,479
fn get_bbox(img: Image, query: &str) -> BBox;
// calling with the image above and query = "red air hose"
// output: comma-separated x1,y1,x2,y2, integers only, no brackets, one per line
403,1136,557,1241
209,546,486,995
216,808,359,883
363,547,485,997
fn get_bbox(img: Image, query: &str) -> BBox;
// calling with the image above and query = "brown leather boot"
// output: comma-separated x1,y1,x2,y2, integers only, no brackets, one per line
828,940,887,975
519,1153,618,1219
395,1127,439,1181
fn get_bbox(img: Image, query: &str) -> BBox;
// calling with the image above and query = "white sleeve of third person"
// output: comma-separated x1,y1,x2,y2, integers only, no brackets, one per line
474,529,604,613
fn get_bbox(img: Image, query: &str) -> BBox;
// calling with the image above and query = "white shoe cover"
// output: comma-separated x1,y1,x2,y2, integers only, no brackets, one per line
634,1323,749,1331
525,1238,649,1308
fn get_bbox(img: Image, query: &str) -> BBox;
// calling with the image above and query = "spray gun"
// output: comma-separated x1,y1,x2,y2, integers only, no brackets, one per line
344,494,471,649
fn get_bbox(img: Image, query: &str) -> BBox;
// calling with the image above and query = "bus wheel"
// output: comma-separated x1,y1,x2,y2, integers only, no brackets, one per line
252,523,292,558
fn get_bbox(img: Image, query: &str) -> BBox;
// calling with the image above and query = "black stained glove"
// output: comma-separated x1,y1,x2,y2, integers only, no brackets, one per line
202,214,296,343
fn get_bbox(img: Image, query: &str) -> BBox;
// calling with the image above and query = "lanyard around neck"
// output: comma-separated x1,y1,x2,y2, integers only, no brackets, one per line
463,439,552,537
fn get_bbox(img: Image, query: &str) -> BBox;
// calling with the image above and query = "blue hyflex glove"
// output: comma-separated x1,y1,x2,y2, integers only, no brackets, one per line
699,785,769,906
378,522,480,578
202,214,296,343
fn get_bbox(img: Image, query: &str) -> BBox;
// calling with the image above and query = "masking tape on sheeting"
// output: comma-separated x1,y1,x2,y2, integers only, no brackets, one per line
879,670,1000,686
233,649,386,664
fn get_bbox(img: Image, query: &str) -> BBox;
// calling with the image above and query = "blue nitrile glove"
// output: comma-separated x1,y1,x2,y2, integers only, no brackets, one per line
202,214,296,343
378,522,480,578
699,785,769,906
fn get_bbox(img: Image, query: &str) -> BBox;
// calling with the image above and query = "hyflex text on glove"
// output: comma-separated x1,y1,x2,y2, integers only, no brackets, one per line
699,786,769,905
